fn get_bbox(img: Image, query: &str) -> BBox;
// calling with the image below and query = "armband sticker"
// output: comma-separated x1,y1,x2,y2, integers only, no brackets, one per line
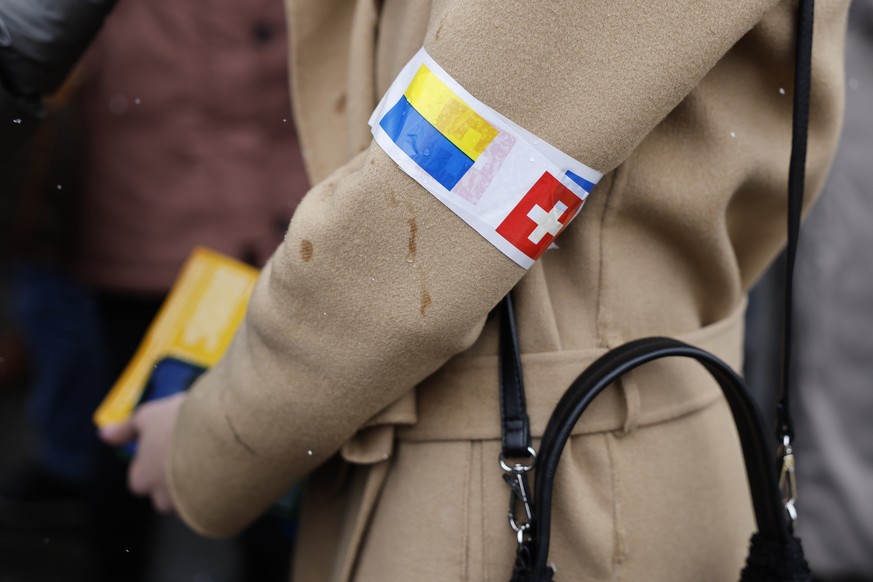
369,48,602,269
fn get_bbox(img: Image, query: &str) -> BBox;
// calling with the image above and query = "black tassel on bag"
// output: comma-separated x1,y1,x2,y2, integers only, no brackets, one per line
498,2,817,580
740,533,812,582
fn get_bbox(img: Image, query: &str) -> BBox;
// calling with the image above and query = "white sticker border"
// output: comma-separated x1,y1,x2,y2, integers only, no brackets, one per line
369,48,602,269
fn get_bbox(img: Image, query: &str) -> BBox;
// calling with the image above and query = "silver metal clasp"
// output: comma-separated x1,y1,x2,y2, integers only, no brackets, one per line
500,447,537,546
779,435,798,522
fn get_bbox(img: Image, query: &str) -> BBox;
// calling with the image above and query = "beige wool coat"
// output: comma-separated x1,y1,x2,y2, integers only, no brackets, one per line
167,1,849,580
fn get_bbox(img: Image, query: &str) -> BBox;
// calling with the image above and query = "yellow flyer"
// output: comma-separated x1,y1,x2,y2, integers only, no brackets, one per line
93,247,258,428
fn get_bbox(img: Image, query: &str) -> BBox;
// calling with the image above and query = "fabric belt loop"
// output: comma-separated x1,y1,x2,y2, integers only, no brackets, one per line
619,374,642,435
604,336,642,434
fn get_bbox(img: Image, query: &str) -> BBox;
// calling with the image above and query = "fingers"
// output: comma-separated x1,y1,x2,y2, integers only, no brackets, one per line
127,457,150,496
129,458,174,513
151,489,175,515
116,394,185,516
99,420,138,445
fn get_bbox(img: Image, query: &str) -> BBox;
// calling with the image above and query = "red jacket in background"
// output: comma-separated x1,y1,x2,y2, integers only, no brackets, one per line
76,0,308,292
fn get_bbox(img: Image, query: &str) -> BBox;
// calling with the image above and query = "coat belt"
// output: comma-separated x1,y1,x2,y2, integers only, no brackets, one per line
342,301,746,462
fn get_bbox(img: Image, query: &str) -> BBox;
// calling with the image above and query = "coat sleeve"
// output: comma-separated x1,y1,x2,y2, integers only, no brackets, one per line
167,0,779,537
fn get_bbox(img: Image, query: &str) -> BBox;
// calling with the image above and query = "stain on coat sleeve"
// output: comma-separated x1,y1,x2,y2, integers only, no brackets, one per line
406,218,417,263
300,239,314,262
334,92,347,113
434,19,445,42
420,285,432,317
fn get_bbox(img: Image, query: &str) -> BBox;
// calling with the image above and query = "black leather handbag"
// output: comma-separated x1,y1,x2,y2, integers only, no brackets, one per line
498,1,814,580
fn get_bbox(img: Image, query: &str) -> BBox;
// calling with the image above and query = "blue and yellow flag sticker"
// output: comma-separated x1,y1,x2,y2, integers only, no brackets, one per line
404,65,499,161
379,64,501,191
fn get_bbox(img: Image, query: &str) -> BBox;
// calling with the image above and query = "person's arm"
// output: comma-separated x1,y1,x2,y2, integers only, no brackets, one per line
166,0,779,537
0,0,116,152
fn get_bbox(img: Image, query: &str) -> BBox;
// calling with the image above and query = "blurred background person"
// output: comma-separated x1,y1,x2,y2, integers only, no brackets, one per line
1,4,117,494
790,3,873,579
0,0,309,580
745,3,873,581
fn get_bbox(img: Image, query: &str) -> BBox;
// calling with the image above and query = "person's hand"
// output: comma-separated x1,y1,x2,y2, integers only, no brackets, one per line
99,393,186,513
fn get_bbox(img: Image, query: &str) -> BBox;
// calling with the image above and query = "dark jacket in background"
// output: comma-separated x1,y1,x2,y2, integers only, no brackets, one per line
0,0,116,154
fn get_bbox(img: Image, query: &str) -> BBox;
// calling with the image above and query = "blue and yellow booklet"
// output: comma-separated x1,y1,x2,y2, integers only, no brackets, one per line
94,247,257,429
93,248,301,526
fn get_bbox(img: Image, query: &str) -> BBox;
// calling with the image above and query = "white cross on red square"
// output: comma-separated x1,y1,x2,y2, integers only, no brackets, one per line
495,172,584,261
526,201,570,244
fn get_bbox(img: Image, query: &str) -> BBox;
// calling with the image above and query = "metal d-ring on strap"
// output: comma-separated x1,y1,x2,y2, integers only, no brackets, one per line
500,446,537,544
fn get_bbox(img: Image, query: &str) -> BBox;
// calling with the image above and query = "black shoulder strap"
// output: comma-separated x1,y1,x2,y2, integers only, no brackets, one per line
499,293,532,460
778,0,814,443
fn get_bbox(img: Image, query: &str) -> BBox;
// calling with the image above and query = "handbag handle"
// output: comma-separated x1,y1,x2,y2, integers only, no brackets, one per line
525,338,788,579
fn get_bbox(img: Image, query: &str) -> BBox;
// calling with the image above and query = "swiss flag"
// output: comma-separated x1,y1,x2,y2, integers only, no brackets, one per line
496,172,584,261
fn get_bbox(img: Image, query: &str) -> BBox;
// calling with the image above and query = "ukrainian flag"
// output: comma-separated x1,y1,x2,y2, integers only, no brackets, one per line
379,64,500,191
